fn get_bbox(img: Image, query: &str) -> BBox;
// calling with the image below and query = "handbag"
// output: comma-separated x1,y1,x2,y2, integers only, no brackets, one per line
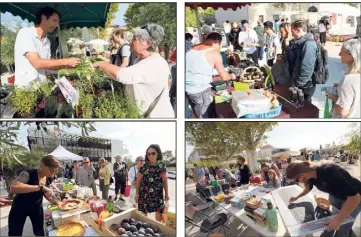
124,184,131,197
143,87,165,118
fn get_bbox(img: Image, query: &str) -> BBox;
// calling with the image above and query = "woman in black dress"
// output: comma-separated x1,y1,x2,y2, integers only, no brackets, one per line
8,155,60,236
234,156,252,185
135,144,169,222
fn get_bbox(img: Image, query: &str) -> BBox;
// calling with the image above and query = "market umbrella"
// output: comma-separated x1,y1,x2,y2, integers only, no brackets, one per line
185,3,251,42
0,3,111,29
49,145,83,161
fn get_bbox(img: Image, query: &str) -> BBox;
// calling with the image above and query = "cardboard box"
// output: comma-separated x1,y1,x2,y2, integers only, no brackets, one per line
102,208,176,237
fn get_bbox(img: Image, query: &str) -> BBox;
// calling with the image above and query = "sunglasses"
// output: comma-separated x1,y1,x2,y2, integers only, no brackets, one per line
83,161,89,164
141,24,150,35
147,152,156,156
140,160,145,162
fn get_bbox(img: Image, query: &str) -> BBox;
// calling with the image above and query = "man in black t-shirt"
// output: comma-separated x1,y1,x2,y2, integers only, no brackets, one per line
113,156,128,201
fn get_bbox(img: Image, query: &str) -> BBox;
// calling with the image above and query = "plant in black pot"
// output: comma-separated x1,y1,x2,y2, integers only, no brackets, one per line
8,87,37,118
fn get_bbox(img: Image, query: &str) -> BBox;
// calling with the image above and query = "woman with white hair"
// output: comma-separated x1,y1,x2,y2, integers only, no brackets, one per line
98,158,110,200
95,24,174,118
326,38,360,118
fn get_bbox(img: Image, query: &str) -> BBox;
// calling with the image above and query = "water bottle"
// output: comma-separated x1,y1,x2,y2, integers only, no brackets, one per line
266,202,278,232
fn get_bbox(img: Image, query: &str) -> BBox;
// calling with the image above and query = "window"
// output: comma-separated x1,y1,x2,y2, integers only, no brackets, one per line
347,16,355,27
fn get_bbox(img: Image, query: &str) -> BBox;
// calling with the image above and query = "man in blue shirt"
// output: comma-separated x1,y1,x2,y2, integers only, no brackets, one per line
314,150,321,161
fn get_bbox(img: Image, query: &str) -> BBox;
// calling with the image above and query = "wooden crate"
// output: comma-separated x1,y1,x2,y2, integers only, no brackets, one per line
101,208,176,237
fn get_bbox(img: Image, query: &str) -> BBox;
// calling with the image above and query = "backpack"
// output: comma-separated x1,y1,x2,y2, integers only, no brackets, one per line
117,43,135,66
310,40,329,85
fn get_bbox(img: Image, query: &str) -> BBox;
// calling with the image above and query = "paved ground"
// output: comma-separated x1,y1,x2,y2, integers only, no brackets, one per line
0,178,176,236
185,161,361,237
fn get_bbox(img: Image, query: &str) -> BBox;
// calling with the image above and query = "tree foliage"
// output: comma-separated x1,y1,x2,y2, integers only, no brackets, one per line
100,3,120,39
0,24,18,70
185,7,216,28
124,3,177,49
342,122,361,154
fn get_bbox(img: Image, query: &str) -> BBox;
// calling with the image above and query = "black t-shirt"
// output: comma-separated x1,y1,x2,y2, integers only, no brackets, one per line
113,162,127,177
308,163,361,201
12,169,53,209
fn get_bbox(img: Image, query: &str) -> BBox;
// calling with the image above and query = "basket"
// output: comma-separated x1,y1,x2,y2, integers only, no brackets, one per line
240,66,263,82
243,105,282,119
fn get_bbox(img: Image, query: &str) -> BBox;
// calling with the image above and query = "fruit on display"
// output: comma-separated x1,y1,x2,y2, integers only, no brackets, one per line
112,218,164,236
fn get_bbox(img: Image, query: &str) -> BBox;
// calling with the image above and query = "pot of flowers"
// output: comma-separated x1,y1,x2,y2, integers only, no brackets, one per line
8,87,37,118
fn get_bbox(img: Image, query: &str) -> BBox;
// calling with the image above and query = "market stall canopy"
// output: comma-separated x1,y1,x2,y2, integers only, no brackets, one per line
271,151,300,159
0,3,111,28
185,3,251,11
49,145,83,161
85,39,109,45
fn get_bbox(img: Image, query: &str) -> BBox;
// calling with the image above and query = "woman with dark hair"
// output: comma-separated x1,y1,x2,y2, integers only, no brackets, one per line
135,144,169,222
8,155,61,236
234,156,252,185
260,162,281,183
286,160,361,237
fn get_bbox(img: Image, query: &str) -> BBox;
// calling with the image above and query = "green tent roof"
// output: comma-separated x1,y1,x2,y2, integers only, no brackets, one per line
0,3,111,28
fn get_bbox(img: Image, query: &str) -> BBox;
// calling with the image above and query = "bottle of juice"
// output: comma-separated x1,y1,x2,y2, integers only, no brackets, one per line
107,196,113,213
266,202,278,232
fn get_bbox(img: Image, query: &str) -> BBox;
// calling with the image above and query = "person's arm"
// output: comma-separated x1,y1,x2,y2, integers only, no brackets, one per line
44,195,59,206
120,57,129,68
333,194,361,223
105,167,110,184
296,41,317,87
161,165,169,201
26,52,79,70
329,79,354,117
275,177,281,188
113,163,119,173
296,182,312,199
213,52,235,81
10,171,40,194
94,61,120,80
135,172,143,199
128,167,134,184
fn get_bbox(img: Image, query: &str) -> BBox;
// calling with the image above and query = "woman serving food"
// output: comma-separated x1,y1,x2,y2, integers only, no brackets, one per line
286,160,361,237
8,155,61,236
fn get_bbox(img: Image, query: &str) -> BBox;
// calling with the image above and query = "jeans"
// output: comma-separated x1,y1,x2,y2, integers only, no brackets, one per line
247,50,259,66
186,88,213,118
299,86,316,102
320,32,327,45
169,65,177,116
257,46,264,60
321,195,361,237
115,176,126,195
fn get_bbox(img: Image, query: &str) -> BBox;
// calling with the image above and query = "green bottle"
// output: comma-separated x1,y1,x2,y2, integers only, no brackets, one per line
266,202,278,232
107,196,113,213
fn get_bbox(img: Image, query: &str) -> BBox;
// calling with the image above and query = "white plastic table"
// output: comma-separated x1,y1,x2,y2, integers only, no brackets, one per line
210,186,287,237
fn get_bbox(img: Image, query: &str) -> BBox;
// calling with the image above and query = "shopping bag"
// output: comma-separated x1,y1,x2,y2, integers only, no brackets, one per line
323,96,332,118
124,185,131,197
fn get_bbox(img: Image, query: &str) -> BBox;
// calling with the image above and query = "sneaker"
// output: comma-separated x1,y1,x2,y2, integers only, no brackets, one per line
119,197,125,201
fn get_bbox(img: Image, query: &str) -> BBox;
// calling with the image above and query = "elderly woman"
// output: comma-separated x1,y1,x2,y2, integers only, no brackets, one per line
98,158,110,200
326,38,360,118
94,24,174,118
135,144,169,222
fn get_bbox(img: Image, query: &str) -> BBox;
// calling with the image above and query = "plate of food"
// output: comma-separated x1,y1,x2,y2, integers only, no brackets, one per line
58,199,84,211
56,222,85,236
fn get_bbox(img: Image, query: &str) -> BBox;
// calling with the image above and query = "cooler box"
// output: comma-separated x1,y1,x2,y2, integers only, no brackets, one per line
231,90,271,118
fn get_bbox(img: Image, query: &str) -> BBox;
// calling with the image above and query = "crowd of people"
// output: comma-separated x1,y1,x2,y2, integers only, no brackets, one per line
186,17,360,118
0,143,170,236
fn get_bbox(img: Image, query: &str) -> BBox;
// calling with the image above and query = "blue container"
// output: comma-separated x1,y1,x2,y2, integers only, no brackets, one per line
243,105,282,119
220,51,228,67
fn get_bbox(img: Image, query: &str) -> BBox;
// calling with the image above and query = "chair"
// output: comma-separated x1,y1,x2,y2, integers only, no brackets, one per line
263,64,275,88
186,213,231,237
186,192,215,221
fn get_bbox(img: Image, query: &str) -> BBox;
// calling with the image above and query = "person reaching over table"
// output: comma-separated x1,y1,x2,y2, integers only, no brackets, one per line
186,32,236,118
14,7,80,88
94,24,174,118
286,160,361,237
263,169,281,188
135,144,169,222
8,155,61,236
325,39,360,118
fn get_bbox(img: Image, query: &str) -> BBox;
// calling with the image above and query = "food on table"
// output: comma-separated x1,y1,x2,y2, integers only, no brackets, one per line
111,224,120,231
240,67,264,82
112,218,164,236
314,195,330,210
98,210,112,226
86,196,100,203
90,200,106,215
249,176,262,184
58,199,83,211
246,197,262,209
56,222,85,236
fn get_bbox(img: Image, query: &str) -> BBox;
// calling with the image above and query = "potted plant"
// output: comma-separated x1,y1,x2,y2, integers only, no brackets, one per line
8,87,37,118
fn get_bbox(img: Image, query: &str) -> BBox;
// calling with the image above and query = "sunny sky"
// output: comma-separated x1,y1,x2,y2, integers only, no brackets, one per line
17,122,176,161
1,3,129,29
186,122,360,159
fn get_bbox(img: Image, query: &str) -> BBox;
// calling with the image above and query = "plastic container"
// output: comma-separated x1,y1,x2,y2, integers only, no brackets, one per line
266,202,278,232
243,105,282,119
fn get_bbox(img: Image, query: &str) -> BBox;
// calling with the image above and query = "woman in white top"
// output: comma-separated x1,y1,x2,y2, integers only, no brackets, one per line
95,24,174,118
128,156,144,207
318,20,327,46
326,38,360,118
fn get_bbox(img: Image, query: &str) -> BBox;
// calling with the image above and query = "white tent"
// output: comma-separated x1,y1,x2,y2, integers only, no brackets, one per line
85,39,109,45
49,145,83,161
